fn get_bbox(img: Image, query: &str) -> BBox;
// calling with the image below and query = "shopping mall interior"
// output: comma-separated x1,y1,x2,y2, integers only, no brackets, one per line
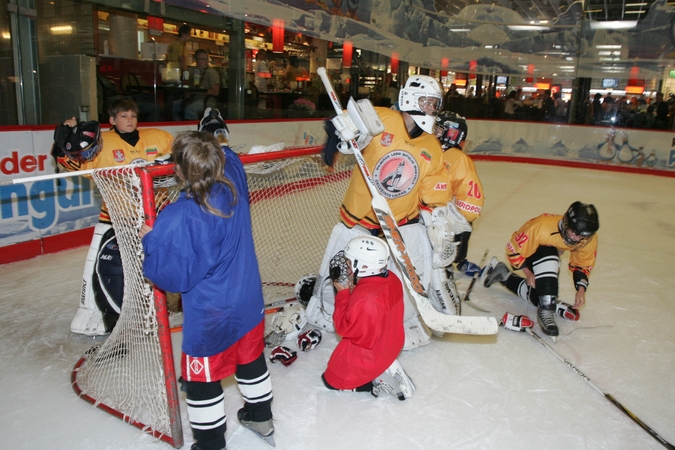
2,0,675,127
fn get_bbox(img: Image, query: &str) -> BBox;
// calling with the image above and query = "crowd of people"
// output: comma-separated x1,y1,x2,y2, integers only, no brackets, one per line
438,82,675,129
52,75,602,446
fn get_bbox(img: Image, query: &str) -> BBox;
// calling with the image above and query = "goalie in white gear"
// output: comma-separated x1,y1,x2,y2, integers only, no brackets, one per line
311,74,446,348
322,237,414,400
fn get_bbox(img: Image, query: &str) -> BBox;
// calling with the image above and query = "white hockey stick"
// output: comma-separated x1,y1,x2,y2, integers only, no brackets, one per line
526,328,674,449
317,67,497,336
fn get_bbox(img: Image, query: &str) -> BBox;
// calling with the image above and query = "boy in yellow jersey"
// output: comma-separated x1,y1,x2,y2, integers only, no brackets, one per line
415,111,484,315
53,98,173,336
481,202,599,336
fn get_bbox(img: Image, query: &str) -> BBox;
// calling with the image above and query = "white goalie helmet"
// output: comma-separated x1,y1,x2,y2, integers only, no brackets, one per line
344,236,390,278
270,303,308,341
398,75,443,134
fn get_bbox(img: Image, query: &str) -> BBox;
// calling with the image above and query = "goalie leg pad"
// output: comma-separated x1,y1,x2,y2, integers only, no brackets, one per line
70,223,112,336
402,314,431,350
92,228,124,333
429,267,459,315
396,223,433,324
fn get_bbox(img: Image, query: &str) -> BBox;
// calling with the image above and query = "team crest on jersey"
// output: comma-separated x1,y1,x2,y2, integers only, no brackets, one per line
373,150,419,199
380,132,394,147
113,149,125,162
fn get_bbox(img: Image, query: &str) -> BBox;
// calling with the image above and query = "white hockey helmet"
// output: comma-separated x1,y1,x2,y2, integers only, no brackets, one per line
344,236,390,278
270,303,308,341
398,75,443,134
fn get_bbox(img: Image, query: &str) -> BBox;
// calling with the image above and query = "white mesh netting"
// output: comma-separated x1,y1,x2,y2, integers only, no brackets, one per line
71,149,355,448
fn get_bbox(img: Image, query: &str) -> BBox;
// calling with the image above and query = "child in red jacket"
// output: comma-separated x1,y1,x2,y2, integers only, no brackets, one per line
322,236,415,400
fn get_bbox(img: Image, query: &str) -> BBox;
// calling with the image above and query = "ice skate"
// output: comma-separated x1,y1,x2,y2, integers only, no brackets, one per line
372,359,416,401
537,304,559,338
481,257,510,288
237,408,276,447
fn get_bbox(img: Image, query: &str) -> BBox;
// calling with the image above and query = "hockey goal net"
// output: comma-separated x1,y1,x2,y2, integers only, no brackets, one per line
71,146,354,447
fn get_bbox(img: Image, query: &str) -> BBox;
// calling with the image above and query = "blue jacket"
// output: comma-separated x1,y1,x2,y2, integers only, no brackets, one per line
142,147,264,357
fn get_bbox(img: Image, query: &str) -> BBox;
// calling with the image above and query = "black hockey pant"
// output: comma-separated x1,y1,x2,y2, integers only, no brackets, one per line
181,353,273,450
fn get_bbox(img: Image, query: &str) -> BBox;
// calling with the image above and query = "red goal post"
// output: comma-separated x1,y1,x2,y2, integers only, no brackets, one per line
71,145,354,448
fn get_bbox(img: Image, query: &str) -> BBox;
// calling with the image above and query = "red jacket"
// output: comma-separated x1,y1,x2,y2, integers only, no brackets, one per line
323,271,405,390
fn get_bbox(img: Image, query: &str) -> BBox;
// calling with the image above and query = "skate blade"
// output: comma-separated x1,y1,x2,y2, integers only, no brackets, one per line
245,427,276,447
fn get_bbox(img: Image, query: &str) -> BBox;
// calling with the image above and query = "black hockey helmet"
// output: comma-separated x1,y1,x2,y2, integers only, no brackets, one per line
559,201,599,246
53,120,102,162
434,111,467,150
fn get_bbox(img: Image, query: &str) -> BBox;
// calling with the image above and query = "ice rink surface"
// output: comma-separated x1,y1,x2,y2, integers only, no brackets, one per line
1,160,674,450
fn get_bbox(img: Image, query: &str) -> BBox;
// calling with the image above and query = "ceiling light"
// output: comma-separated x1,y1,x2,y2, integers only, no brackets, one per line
589,20,638,29
508,25,551,30
50,25,73,34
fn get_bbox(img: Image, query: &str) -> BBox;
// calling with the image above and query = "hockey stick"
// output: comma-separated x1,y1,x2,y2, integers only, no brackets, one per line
462,249,492,313
526,328,675,449
316,67,497,336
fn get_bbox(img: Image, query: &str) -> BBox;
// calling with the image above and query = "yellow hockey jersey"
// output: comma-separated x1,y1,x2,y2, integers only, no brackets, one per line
418,147,484,222
339,108,445,230
57,127,173,222
506,213,598,277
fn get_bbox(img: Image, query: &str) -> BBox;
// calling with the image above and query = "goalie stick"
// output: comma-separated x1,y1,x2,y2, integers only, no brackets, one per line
462,249,492,313
526,328,674,450
316,67,497,336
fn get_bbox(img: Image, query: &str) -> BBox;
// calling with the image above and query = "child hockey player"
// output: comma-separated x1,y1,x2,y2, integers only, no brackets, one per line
140,130,275,449
322,236,415,401
53,98,173,336
414,111,485,315
422,111,484,276
482,201,599,337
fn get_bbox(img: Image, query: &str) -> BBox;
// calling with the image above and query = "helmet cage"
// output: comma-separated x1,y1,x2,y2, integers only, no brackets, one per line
56,121,103,163
558,202,599,247
398,75,443,134
271,303,307,341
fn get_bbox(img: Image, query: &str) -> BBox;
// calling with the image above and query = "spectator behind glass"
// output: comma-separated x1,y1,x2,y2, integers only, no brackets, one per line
166,24,191,74
173,49,221,121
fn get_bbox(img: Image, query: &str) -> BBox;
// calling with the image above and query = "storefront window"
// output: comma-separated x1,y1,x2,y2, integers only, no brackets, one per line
1,0,674,127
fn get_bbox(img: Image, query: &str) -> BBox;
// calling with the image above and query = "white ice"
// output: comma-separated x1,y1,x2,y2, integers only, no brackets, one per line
1,161,674,450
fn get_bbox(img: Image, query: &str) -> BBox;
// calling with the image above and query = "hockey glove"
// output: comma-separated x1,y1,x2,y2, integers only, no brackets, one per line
500,313,534,332
297,329,322,352
269,346,298,367
556,302,580,321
